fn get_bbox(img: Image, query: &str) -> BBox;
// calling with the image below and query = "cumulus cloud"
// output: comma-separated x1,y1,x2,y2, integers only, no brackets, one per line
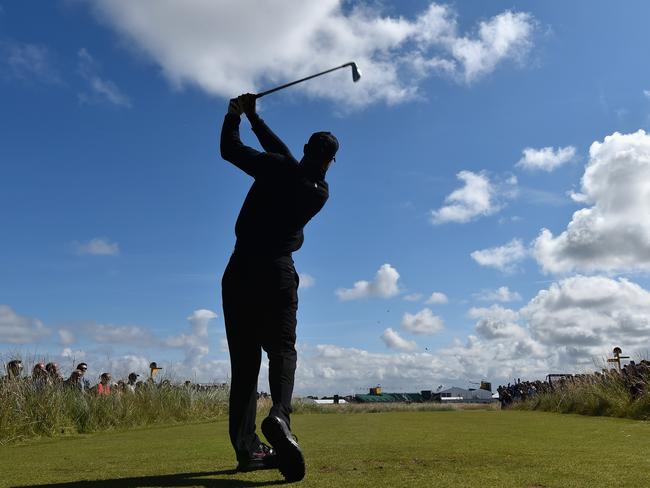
471,238,527,273
468,305,526,340
73,237,120,256
534,130,650,274
164,309,218,368
381,328,418,352
294,275,650,395
11,276,650,393
298,273,315,289
425,291,448,304
523,276,650,350
89,1,535,108
474,286,522,302
336,264,400,300
77,48,131,107
401,308,444,335
0,305,50,344
431,171,516,224
516,146,576,172
0,40,60,84
295,344,446,394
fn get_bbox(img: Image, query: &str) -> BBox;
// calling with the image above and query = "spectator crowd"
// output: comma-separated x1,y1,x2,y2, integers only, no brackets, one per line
2,359,151,394
497,359,650,408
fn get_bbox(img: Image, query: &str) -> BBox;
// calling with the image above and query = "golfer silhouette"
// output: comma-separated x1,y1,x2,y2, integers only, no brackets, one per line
220,93,338,482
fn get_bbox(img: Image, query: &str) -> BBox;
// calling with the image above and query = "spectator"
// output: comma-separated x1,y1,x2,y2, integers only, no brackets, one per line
32,362,48,387
76,362,91,391
126,372,139,392
4,359,23,381
45,362,63,384
64,369,85,392
97,373,111,395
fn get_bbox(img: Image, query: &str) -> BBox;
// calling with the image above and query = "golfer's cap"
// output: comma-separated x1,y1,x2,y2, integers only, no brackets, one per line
307,132,339,161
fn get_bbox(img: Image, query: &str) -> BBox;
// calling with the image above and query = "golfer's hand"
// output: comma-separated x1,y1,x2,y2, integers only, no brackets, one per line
228,98,243,116
238,93,256,118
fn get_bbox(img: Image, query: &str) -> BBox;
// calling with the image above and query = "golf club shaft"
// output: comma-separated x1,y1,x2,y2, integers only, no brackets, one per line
255,63,353,99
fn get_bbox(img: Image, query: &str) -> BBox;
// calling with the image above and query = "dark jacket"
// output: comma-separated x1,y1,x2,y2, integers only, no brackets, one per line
220,113,329,257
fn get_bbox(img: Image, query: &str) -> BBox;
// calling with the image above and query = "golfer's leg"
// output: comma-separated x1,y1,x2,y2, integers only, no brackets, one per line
262,268,299,427
227,331,262,457
222,264,262,459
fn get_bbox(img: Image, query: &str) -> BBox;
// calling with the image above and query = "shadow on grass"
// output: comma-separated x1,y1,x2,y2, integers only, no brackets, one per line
14,469,288,488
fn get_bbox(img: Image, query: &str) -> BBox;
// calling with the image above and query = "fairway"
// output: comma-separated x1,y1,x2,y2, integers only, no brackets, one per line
2,410,650,487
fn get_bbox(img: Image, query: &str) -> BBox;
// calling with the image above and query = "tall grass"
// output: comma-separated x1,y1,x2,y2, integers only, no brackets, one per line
515,373,650,419
0,380,229,445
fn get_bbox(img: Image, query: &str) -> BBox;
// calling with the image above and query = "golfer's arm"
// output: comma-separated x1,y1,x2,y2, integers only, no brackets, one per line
220,114,264,177
248,114,293,158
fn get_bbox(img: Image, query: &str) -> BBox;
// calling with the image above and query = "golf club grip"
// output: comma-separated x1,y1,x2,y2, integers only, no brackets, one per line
255,64,350,99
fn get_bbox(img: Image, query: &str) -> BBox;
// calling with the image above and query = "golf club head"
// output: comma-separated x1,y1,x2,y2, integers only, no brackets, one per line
350,63,362,82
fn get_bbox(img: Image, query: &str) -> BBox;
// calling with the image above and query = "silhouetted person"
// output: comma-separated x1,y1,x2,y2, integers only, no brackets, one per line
220,93,337,481
126,372,139,392
45,362,63,384
32,362,48,388
4,359,23,381
64,369,85,392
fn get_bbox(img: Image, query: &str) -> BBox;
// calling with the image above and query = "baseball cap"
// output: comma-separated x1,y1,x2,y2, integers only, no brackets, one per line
307,132,339,161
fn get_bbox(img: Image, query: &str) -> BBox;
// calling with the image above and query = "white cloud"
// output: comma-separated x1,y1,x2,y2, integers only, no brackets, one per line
298,273,315,289
468,305,526,340
58,329,76,346
0,40,60,84
295,344,446,394
77,48,131,107
534,130,650,274
425,291,448,304
87,323,153,344
295,275,650,395
401,308,444,335
90,1,535,108
516,146,576,172
474,286,522,302
99,354,152,380
336,264,400,300
471,238,527,273
381,328,418,352
644,89,650,101
430,171,514,224
0,305,50,344
73,237,120,256
164,309,218,368
523,276,650,350
12,275,650,393
61,347,87,361
403,293,423,302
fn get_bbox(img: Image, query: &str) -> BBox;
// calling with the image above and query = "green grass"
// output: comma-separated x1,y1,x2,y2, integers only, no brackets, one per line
2,410,650,487
515,376,650,419
0,382,229,444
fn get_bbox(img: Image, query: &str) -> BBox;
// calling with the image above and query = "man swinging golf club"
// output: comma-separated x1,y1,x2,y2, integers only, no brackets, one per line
220,93,338,481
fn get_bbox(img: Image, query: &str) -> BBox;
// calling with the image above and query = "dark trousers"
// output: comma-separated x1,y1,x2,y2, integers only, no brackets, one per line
222,252,299,459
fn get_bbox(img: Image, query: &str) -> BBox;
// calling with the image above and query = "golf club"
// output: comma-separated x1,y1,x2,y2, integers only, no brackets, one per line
255,62,361,99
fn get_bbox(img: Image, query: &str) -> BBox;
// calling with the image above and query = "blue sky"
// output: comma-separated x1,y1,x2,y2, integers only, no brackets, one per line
3,1,650,395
